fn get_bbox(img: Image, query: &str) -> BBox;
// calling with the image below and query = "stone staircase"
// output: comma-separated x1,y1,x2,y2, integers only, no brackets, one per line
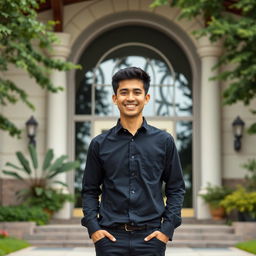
24,218,243,248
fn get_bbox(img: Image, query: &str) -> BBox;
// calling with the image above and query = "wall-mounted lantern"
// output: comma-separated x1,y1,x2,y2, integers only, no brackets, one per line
25,116,38,147
232,116,245,151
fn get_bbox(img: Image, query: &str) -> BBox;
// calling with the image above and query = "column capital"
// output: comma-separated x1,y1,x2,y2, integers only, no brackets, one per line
197,36,223,58
49,32,71,59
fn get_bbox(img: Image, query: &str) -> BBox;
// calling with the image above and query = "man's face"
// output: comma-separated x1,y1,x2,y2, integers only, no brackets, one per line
112,79,150,118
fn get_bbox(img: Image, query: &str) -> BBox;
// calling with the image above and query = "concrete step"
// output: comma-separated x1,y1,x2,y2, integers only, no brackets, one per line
176,224,234,234
171,240,242,248
174,233,242,241
182,218,226,225
50,217,227,225
25,232,89,240
26,224,241,248
49,218,81,225
25,231,241,241
27,239,241,248
34,224,235,234
34,225,84,233
27,240,92,247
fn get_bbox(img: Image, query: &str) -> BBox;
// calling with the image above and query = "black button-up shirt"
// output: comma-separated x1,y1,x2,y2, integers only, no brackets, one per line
81,118,185,241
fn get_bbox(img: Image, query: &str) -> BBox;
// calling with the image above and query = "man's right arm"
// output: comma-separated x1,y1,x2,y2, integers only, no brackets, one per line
81,139,103,238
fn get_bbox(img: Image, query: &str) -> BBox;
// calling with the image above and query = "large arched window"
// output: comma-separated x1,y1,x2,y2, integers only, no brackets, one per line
74,25,193,209
76,43,192,117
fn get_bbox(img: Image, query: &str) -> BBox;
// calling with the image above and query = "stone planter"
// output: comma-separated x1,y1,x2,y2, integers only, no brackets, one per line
0,222,36,239
233,222,256,240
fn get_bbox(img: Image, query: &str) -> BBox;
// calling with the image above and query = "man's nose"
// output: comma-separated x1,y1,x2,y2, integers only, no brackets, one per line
127,93,135,100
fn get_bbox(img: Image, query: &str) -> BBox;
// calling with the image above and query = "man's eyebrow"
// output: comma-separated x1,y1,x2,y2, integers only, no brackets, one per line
118,88,143,93
119,88,142,91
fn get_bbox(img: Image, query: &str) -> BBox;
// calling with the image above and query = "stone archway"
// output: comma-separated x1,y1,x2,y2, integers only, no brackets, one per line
66,8,201,218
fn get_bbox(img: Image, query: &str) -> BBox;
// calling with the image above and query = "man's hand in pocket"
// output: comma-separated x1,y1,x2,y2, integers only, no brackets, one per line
91,230,116,243
144,230,169,244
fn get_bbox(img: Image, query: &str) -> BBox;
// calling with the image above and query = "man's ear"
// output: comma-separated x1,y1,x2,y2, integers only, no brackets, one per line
145,94,150,104
112,94,117,104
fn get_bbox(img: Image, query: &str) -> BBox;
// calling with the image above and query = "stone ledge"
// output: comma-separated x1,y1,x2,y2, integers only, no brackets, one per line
0,221,36,239
233,222,256,240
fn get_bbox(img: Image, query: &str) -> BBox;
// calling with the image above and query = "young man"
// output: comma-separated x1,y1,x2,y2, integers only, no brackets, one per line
81,67,185,256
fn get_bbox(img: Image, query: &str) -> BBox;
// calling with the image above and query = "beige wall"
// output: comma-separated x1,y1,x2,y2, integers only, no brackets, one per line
221,79,256,179
0,67,46,178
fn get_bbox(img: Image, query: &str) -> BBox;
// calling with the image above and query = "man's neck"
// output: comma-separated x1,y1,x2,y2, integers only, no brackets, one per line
120,115,143,136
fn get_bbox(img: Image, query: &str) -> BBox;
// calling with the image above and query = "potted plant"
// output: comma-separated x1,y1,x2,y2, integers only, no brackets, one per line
200,183,233,220
3,145,79,217
220,186,256,221
23,187,75,216
221,158,256,222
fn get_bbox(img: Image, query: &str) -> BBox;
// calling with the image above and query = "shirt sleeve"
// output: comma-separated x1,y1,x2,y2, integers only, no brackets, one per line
81,139,104,238
160,135,186,241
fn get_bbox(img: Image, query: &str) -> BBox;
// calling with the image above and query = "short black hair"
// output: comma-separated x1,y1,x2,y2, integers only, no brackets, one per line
112,67,150,95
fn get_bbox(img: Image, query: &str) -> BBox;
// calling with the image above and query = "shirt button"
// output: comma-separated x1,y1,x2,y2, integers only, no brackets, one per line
131,172,135,176
131,190,135,194
131,155,134,159
131,138,134,142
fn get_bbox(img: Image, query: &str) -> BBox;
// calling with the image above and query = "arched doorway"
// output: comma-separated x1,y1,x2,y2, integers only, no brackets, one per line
73,25,194,216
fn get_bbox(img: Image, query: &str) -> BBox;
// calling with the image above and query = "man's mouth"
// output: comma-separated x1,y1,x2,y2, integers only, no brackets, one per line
124,103,138,110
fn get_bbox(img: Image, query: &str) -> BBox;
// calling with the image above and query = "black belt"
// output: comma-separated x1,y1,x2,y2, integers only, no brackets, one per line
102,223,160,231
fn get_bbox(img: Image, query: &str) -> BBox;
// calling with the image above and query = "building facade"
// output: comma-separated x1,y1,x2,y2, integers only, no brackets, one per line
0,0,255,220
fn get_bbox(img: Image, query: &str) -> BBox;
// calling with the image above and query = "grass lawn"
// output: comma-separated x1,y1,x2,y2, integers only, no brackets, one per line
0,237,30,256
236,240,256,255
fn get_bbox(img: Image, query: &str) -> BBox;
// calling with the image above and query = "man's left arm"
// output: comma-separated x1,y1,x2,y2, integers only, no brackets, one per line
160,135,186,241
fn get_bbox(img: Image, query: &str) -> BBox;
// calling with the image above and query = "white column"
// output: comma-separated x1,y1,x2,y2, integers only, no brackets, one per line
46,33,71,219
196,36,222,219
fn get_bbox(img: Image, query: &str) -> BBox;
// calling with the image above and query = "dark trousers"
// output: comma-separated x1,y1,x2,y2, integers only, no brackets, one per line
94,226,167,256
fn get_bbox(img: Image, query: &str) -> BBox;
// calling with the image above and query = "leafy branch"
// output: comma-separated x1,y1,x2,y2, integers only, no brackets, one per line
0,0,80,138
151,0,256,134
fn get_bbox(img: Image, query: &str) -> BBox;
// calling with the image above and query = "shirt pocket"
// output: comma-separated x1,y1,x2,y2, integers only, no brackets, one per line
140,157,164,182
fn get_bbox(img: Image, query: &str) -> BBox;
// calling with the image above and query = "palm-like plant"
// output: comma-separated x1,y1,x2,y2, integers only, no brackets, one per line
2,145,80,212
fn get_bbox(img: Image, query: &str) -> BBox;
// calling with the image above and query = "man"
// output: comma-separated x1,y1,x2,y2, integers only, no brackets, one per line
81,67,185,256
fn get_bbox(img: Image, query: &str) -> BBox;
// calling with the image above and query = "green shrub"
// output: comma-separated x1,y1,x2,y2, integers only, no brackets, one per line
0,205,49,225
0,237,29,255
220,187,256,218
24,187,74,212
200,183,233,208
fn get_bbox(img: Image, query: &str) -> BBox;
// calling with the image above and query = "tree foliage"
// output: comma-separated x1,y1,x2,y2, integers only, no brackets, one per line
151,0,256,134
0,0,79,138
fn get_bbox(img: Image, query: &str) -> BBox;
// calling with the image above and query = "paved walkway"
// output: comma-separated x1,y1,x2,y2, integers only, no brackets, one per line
7,247,255,256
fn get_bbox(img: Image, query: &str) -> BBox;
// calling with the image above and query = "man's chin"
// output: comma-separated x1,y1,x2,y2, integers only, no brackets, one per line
122,111,143,118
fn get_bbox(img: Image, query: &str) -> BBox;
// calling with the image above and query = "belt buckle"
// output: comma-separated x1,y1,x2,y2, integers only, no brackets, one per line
124,224,133,231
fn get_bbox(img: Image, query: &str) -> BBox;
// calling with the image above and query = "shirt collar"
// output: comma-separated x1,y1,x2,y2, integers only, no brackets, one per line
114,117,149,134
